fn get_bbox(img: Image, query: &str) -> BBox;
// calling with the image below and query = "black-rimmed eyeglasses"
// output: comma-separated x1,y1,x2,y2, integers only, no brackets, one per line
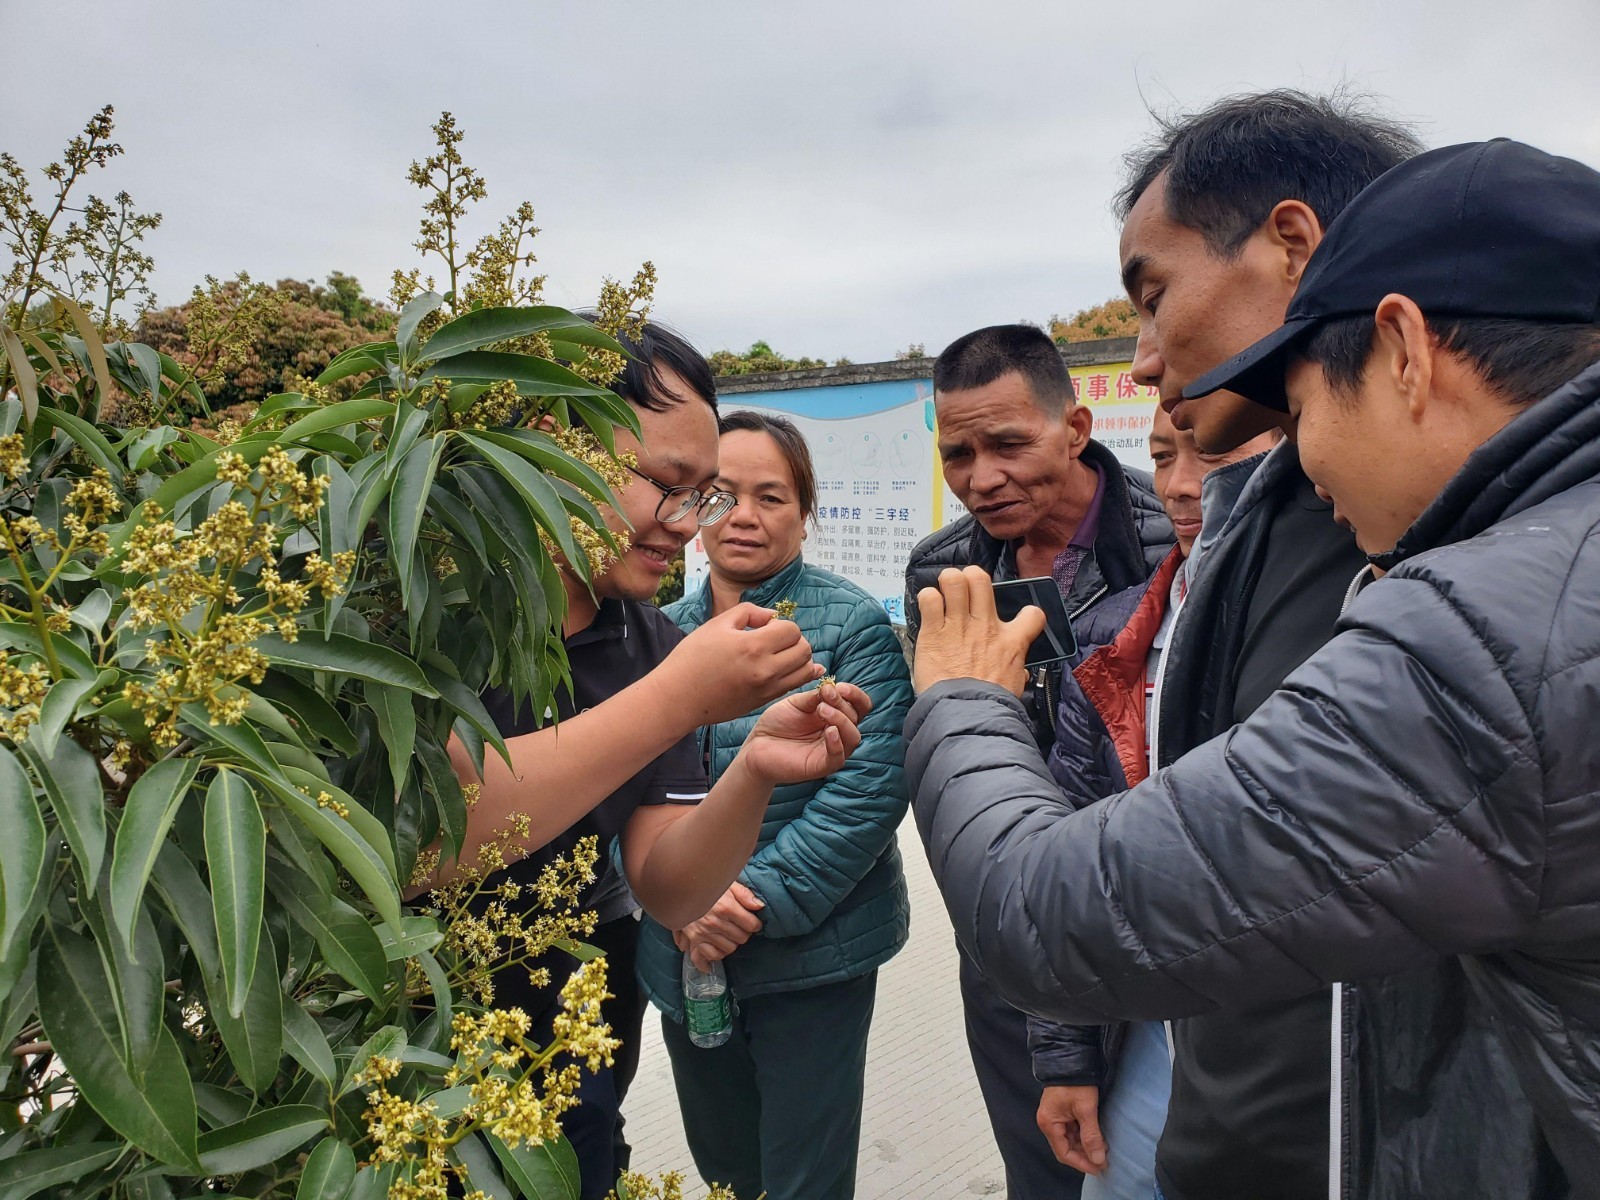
627,465,738,527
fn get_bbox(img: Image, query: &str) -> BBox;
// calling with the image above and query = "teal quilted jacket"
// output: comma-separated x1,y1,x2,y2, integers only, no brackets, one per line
640,556,913,1019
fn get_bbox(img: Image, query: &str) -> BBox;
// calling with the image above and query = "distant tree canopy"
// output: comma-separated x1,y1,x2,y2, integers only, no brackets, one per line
136,271,395,412
1050,296,1139,343
709,340,833,376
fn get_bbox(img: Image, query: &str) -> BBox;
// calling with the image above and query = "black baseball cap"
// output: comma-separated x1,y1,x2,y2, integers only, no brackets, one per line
1184,139,1600,411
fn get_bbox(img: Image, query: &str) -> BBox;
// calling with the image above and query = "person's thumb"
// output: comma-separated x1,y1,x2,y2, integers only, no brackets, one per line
732,881,765,909
725,601,774,630
1075,1100,1108,1168
1011,602,1050,642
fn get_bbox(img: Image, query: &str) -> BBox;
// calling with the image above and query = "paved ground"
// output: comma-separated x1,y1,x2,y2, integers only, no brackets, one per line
625,812,1007,1197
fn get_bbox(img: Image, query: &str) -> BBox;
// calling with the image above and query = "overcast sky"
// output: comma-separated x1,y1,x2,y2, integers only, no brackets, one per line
5,0,1598,363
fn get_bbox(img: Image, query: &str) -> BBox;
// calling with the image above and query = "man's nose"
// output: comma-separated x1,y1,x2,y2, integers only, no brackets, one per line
1168,457,1205,500
969,453,1006,494
1131,324,1163,388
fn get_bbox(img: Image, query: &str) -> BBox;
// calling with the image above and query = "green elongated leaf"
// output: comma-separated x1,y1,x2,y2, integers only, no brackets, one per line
546,321,632,358
193,1081,252,1129
472,428,616,504
252,674,359,755
316,339,393,388
348,451,394,556
110,757,199,957
279,768,397,879
155,350,207,413
397,292,445,366
0,944,37,1047
376,914,443,962
340,1024,405,1096
255,775,402,928
413,948,453,1052
0,1143,125,1199
148,842,220,978
0,325,40,425
419,305,626,362
386,434,444,618
0,745,47,961
69,588,113,636
366,681,417,801
421,349,615,399
454,469,550,637
347,1164,396,1200
145,435,273,518
458,431,582,566
421,662,509,766
38,922,201,1170
427,479,491,565
21,736,104,897
278,399,397,445
489,1130,582,1200
203,927,283,1095
52,295,115,418
281,997,338,1087
0,621,97,679
296,1137,358,1200
414,733,466,867
32,668,100,753
204,770,265,1018
451,1133,514,1200
246,389,319,427
80,891,164,1076
195,1104,327,1175
551,936,605,963
253,633,438,695
266,861,387,1003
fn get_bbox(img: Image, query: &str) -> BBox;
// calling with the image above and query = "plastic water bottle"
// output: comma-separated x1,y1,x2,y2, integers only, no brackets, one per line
682,955,732,1048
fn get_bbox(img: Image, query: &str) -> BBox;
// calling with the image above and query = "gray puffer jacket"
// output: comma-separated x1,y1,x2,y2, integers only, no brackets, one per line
907,360,1600,1198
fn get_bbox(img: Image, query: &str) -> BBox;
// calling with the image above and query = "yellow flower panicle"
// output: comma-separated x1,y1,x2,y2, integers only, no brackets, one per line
116,452,352,745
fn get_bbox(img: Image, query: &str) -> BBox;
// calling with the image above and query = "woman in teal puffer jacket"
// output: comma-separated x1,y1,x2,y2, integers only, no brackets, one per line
643,410,913,1200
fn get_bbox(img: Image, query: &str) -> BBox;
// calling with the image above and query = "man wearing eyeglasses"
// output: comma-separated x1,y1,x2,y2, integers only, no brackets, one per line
412,322,872,1200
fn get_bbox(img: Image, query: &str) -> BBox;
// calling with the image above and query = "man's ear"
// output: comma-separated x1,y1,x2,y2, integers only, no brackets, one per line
1371,294,1434,423
1265,199,1324,286
1064,402,1094,453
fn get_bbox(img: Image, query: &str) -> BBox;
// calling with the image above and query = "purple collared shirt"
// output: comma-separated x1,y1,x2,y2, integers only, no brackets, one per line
1050,464,1105,599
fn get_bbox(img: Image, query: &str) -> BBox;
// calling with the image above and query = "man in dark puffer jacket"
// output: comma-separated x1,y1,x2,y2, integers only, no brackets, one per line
908,140,1600,1199
902,325,1173,1198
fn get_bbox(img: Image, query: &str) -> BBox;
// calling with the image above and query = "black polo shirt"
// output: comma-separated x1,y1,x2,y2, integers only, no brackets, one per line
479,597,707,918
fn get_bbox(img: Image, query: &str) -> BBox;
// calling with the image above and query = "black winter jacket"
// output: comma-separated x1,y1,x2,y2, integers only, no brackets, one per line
907,361,1600,1199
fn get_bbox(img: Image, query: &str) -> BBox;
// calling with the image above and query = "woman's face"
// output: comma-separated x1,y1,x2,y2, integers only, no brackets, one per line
701,428,809,587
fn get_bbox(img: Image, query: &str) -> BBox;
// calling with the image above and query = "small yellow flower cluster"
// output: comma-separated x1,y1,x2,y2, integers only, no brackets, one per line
772,599,798,620
315,789,350,819
452,379,523,431
607,1171,741,1200
434,555,459,580
427,833,599,1006
211,418,245,446
551,425,635,495
461,201,546,311
0,658,49,743
359,1056,453,1200
551,958,621,1072
0,433,26,479
116,455,351,745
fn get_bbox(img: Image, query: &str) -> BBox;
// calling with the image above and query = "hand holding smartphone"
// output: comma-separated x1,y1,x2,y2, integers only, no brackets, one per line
990,577,1079,669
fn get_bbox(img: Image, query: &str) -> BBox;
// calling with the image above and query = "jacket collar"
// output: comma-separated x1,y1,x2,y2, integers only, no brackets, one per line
1186,441,1282,581
687,554,808,619
1373,359,1600,571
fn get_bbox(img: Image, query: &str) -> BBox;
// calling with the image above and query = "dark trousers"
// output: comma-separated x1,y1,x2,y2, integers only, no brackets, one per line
507,913,646,1200
959,945,1086,1200
661,971,878,1200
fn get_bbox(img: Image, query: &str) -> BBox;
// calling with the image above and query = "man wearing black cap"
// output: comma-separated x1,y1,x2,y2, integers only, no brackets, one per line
906,138,1600,1199
1042,92,1422,1200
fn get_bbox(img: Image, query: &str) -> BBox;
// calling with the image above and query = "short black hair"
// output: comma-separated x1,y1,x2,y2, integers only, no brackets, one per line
580,315,718,413
1299,315,1600,408
1115,89,1423,258
933,324,1076,416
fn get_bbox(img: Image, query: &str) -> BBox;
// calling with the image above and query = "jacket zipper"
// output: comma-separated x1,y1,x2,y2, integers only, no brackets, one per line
1329,565,1374,1200
1150,583,1187,1067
